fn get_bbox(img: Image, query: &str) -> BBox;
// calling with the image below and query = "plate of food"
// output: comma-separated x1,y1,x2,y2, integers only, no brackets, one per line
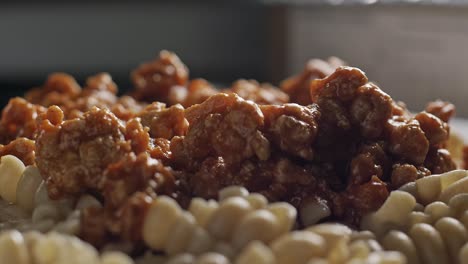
0,51,466,264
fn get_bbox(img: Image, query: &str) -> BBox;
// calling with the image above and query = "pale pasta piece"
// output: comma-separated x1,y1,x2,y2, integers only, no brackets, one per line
212,242,236,260
398,182,418,198
460,243,468,264
76,194,102,210
16,166,43,212
409,223,450,264
0,230,30,264
413,203,425,212
299,198,331,227
235,241,275,264
380,231,420,264
306,257,327,264
448,194,468,218
406,212,431,227
350,231,376,242
460,211,468,229
0,155,26,203
415,175,441,205
424,202,451,223
165,212,197,255
165,254,195,264
32,203,61,224
439,176,468,203
218,186,249,201
306,223,352,250
100,251,134,264
142,196,182,251
271,231,326,264
207,197,252,241
439,170,468,191
189,198,219,228
361,191,415,237
185,227,215,255
35,181,51,206
434,217,468,263
348,240,371,260
266,202,297,235
31,219,55,233
244,194,268,210
326,238,349,264
231,209,281,249
195,252,231,264
366,251,406,264
53,217,80,235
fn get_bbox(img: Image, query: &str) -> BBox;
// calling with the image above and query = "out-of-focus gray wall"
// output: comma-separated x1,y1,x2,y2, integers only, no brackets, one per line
1,2,468,117
0,2,266,87
282,4,468,116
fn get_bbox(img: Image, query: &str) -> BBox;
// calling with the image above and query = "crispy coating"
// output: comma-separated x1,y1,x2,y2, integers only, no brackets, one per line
414,112,449,146
24,73,81,107
425,100,456,123
138,103,188,140
260,104,320,161
100,152,175,209
386,117,429,165
424,148,456,174
0,52,459,245
172,93,270,168
227,79,289,105
349,142,389,185
390,163,430,188
0,137,36,165
35,106,131,199
350,83,392,139
0,97,46,143
168,78,218,107
131,50,189,103
281,57,346,105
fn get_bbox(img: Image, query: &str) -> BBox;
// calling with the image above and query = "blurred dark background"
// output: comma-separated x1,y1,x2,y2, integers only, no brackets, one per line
1,1,468,116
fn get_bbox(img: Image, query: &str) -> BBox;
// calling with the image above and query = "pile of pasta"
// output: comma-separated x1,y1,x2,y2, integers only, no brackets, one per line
0,155,101,235
361,170,468,264
0,155,402,264
0,151,467,263
0,230,132,264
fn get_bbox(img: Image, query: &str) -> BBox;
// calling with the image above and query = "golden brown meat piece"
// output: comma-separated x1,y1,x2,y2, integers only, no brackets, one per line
344,176,389,224
260,104,320,161
349,142,389,186
390,163,430,188
281,57,346,105
131,50,189,103
227,79,289,105
24,73,81,107
0,97,46,144
0,137,36,165
171,93,270,169
168,78,218,107
35,106,131,199
100,152,175,209
70,73,145,121
81,155,177,244
425,100,456,123
138,102,188,140
424,148,456,174
386,117,429,165
414,112,449,146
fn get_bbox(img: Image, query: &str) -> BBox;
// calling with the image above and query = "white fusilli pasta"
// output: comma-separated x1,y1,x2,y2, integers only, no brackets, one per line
361,170,468,264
